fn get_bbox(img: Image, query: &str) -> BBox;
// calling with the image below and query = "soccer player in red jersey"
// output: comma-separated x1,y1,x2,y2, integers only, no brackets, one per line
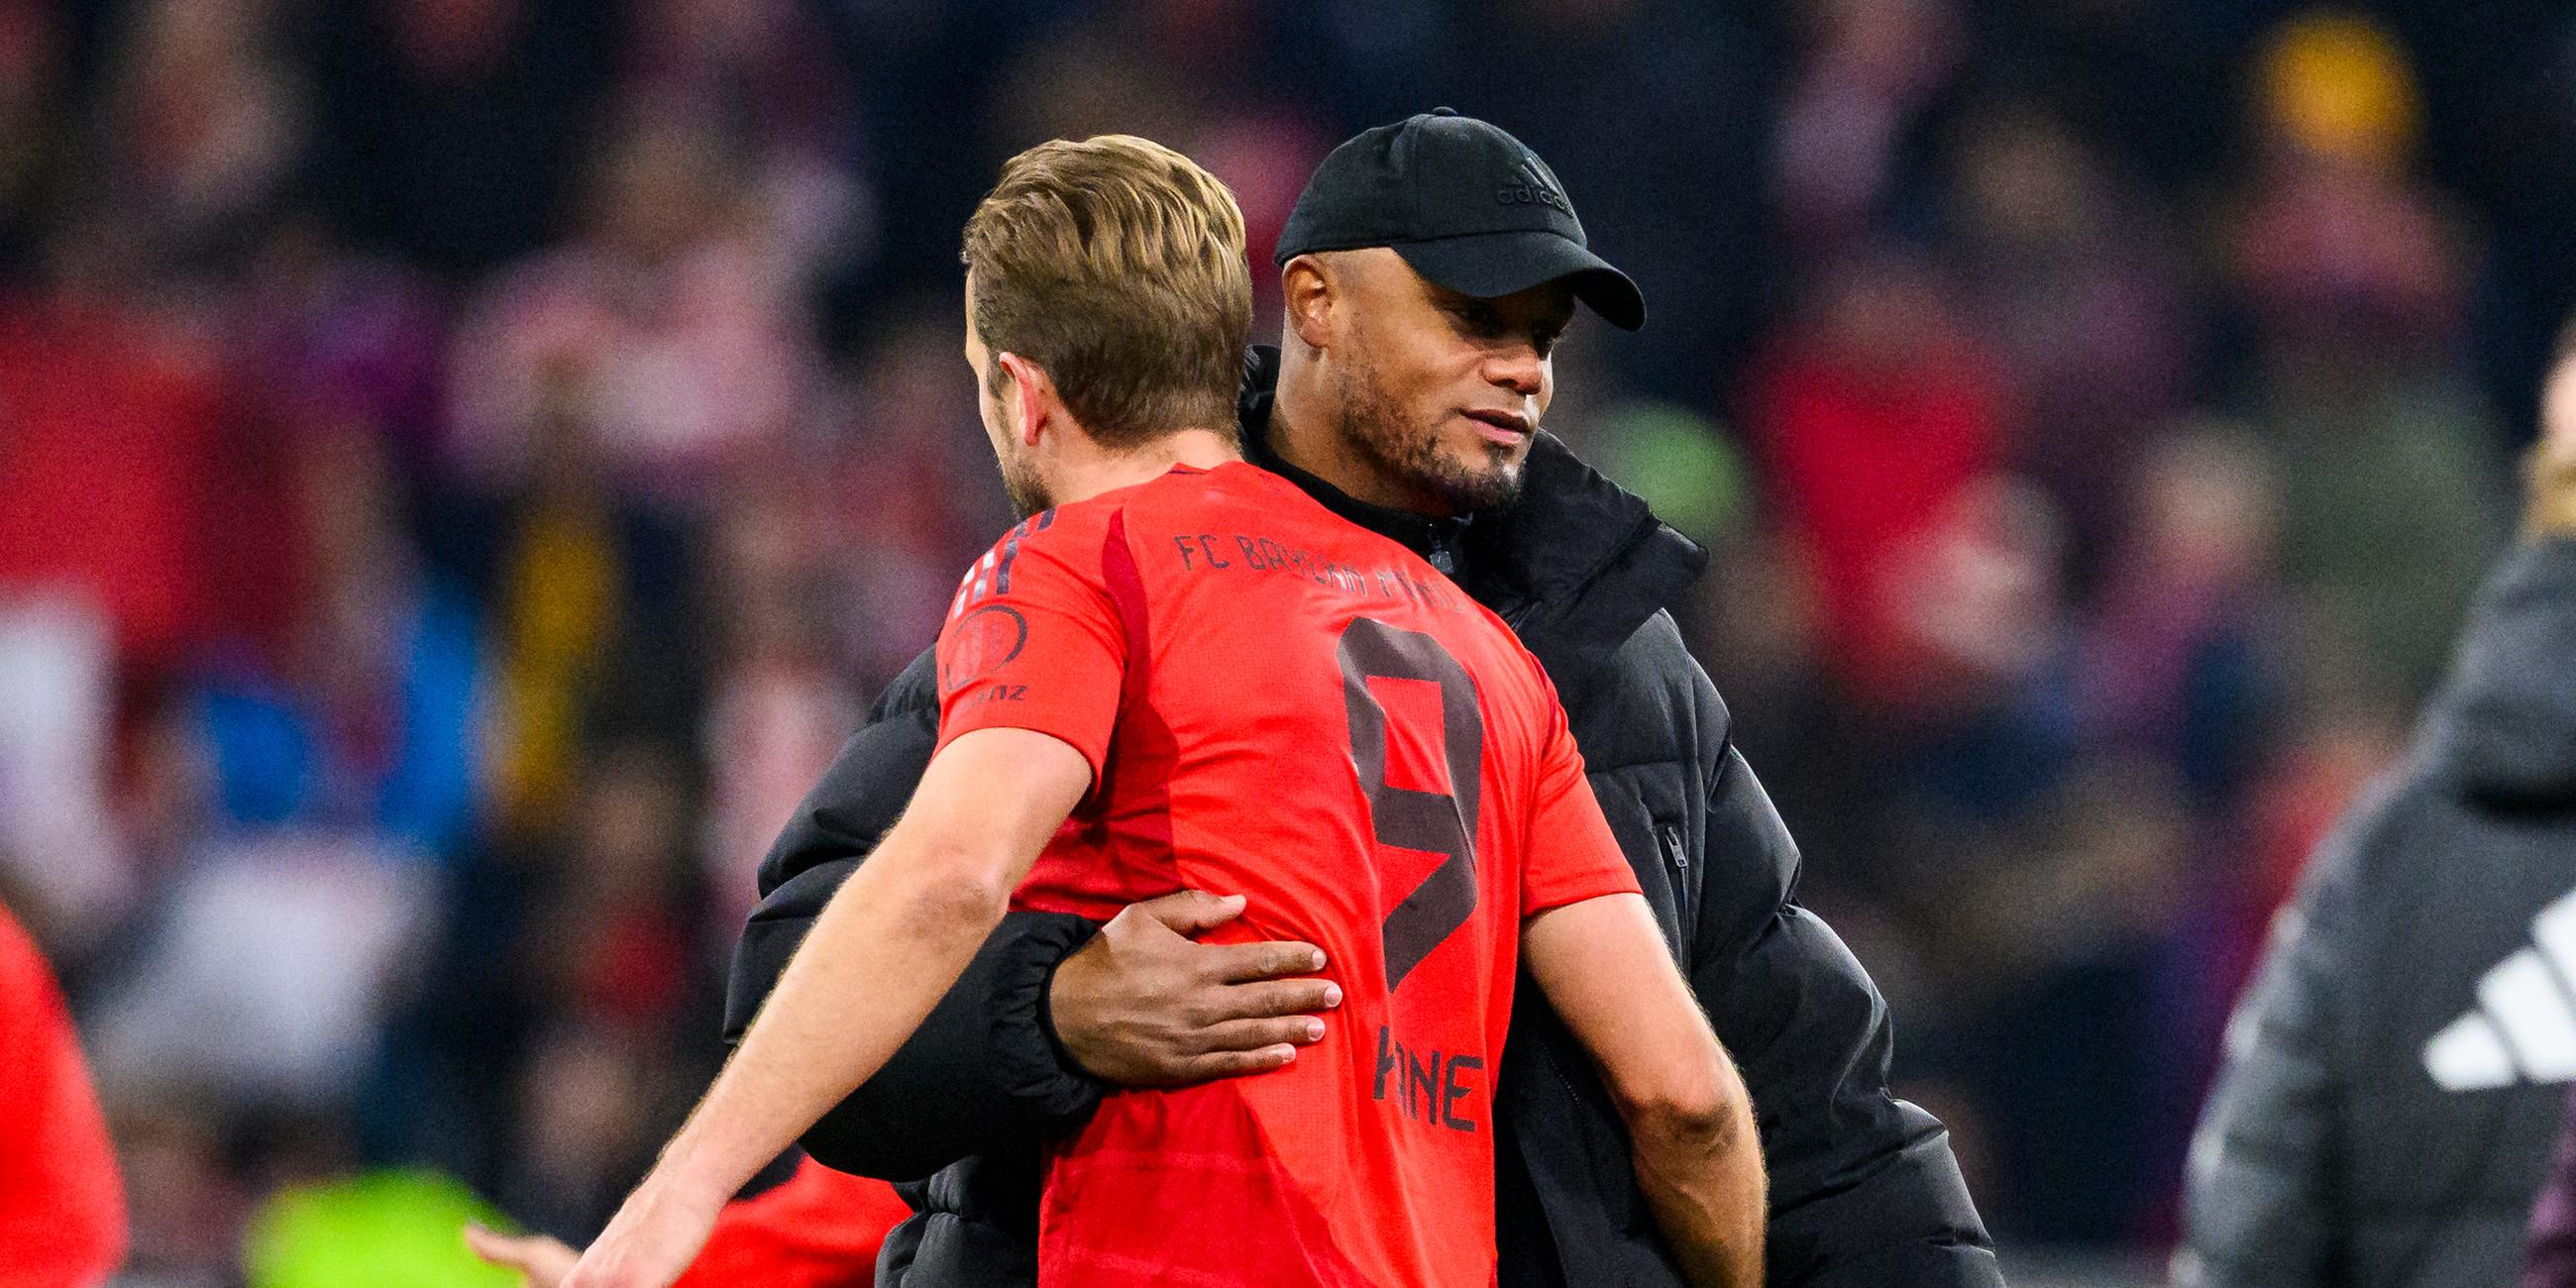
0,902,127,1285
566,136,1762,1288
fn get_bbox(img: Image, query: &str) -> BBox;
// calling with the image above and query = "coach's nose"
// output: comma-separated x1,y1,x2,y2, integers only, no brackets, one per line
1485,343,1544,398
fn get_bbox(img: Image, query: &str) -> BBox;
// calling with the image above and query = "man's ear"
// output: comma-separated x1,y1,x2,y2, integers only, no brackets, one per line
1280,255,1337,353
997,352,1053,448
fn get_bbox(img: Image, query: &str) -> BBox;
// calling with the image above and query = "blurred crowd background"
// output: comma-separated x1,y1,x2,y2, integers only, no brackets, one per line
1,0,2567,1282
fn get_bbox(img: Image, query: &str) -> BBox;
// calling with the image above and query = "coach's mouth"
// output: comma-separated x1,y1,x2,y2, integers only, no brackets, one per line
1462,409,1533,446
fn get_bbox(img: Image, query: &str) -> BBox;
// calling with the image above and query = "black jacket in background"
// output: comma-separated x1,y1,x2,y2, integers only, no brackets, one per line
2181,537,2576,1288
725,350,1999,1287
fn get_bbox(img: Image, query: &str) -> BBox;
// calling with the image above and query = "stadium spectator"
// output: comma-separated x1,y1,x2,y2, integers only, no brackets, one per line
0,234,229,678
440,102,821,512
2229,12,2507,702
1744,247,2012,716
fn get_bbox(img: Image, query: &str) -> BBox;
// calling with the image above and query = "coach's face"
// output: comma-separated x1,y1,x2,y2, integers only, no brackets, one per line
1311,248,1574,516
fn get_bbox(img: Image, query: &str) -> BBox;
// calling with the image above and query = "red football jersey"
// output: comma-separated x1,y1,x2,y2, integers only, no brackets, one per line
677,1155,909,1288
0,904,126,1285
933,462,1637,1288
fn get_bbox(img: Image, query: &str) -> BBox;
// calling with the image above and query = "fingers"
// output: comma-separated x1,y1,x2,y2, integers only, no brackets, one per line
465,1224,581,1284
1217,977,1343,1020
1198,1015,1331,1054
1180,1043,1302,1081
1129,889,1248,936
1209,939,1328,985
462,1225,540,1267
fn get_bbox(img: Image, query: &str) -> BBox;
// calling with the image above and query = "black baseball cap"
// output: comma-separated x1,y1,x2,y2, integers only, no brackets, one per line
1275,109,1646,331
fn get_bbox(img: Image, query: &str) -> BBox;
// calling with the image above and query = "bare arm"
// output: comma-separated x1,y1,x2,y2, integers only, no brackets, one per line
566,727,1093,1288
1524,892,1764,1288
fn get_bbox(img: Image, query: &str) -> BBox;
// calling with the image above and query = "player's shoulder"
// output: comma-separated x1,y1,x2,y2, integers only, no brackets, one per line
948,466,1288,604
1120,461,1307,524
970,492,1122,565
945,498,1127,624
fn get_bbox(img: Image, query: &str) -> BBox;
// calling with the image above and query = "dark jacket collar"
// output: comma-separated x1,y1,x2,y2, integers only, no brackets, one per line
1237,345,1707,702
1240,406,1473,573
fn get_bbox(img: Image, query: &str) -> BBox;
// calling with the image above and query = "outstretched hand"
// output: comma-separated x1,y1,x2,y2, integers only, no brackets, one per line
556,1179,726,1288
464,1224,579,1288
1049,889,1342,1087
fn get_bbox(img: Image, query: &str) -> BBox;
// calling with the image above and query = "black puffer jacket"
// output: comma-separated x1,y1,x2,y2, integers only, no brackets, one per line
2181,537,2576,1288
726,352,1998,1287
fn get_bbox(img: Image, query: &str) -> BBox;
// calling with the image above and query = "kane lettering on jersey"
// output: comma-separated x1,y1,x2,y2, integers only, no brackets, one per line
932,462,1637,1288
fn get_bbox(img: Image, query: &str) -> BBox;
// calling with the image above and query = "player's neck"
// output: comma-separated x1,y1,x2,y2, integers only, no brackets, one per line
1050,427,1240,505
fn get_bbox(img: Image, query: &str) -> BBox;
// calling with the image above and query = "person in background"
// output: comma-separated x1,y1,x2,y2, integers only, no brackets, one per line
0,898,126,1286
2510,343,2576,1288
2181,325,2576,1287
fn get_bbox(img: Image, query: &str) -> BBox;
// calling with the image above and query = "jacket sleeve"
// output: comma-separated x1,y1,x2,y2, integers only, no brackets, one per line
2174,804,2364,1288
722,647,1106,1181
1687,725,2003,1287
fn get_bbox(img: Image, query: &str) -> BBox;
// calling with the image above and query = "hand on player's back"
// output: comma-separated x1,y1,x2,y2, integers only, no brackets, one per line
1049,890,1342,1087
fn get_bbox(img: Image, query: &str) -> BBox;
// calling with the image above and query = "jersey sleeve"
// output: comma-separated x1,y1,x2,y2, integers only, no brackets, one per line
933,507,1128,785
1521,697,1642,915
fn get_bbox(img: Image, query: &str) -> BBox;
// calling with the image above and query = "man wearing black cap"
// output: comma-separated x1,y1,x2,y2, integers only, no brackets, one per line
1275,108,1647,333
480,112,1997,1288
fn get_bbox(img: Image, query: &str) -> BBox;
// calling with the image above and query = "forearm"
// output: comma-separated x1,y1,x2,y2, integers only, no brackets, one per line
654,855,1007,1207
1525,894,1767,1287
797,908,1105,1178
1624,1060,1765,1288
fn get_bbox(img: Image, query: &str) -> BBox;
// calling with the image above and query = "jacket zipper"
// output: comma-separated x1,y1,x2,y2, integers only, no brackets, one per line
1659,822,1694,943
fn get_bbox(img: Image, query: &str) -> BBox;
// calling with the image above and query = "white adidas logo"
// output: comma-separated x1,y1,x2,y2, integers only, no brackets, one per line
2424,886,2576,1091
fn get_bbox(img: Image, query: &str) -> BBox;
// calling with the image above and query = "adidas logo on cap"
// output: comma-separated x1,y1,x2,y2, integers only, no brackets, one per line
1495,159,1568,214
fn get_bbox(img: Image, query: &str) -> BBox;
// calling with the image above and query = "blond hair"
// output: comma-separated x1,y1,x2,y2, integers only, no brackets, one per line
962,135,1252,449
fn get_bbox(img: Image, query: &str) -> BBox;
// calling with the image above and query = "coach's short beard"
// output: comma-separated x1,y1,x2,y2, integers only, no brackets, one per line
1333,358,1523,517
